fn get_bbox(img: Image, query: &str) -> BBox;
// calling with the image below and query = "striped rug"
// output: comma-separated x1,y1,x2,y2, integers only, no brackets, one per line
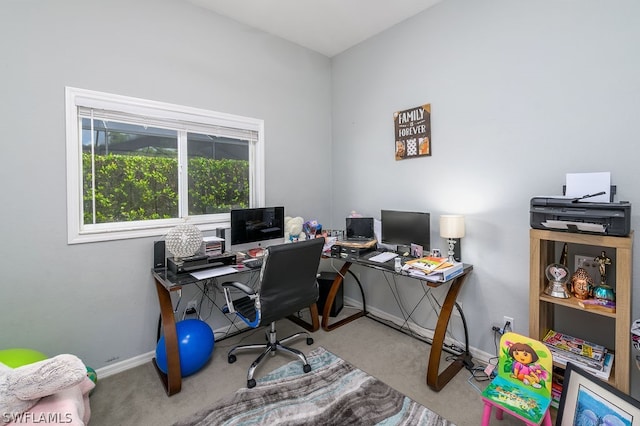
174,346,453,426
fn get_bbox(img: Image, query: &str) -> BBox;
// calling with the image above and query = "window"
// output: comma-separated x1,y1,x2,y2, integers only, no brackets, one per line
65,87,265,244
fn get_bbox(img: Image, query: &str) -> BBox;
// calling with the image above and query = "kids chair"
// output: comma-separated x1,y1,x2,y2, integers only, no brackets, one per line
481,332,553,426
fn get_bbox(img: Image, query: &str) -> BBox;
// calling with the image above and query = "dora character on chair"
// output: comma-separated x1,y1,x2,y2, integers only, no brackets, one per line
508,341,546,389
481,332,553,426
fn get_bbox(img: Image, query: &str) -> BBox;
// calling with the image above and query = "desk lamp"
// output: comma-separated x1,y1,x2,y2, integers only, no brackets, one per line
440,215,465,262
165,223,203,265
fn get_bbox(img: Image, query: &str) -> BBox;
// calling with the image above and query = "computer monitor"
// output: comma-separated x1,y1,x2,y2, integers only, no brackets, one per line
230,206,285,253
381,210,430,253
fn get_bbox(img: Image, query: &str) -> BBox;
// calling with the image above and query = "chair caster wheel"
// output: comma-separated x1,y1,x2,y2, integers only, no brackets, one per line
247,379,256,388
306,337,314,345
228,354,236,364
303,364,311,373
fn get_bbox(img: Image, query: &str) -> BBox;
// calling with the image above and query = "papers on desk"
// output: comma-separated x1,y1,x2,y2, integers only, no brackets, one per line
190,266,238,280
405,261,464,283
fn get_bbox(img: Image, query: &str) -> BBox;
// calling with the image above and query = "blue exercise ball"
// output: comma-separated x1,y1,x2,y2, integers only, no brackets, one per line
155,319,215,377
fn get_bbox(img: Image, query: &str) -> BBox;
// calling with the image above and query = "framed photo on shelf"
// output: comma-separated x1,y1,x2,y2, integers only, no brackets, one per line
557,363,640,425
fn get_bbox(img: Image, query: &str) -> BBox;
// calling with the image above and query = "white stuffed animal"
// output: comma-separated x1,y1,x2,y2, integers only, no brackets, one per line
0,354,87,423
284,216,305,242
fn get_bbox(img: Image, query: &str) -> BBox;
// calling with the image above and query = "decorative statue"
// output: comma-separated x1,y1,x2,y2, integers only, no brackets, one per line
569,268,594,300
593,251,615,302
594,251,611,285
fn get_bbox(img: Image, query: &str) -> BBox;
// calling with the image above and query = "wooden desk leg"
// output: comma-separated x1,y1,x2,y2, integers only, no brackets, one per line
426,272,471,391
153,279,182,396
321,262,367,331
287,302,320,332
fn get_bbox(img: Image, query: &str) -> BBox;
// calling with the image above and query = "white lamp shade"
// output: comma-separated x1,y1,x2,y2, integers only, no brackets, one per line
440,215,465,239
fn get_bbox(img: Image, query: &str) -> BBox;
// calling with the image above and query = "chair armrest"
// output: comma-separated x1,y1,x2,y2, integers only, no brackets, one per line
221,281,257,315
221,281,255,295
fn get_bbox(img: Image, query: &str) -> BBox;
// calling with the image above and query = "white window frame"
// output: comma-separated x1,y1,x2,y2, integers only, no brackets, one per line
65,87,265,244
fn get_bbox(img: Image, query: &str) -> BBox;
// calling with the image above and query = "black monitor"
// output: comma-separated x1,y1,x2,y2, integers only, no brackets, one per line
230,207,285,253
381,210,430,252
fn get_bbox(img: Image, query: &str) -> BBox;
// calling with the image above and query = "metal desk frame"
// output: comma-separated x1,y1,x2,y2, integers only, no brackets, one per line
312,258,473,391
151,266,319,396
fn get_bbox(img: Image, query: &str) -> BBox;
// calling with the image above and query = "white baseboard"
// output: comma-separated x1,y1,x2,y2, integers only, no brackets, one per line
96,351,155,379
97,301,495,379
344,296,495,366
95,323,248,379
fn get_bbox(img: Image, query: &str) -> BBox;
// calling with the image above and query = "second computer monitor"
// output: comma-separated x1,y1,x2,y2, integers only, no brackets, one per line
381,210,430,253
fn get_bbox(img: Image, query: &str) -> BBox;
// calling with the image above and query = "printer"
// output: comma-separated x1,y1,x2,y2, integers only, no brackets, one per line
530,197,631,236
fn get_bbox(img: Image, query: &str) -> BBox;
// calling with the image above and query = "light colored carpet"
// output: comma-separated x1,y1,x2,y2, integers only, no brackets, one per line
175,346,452,425
89,316,522,425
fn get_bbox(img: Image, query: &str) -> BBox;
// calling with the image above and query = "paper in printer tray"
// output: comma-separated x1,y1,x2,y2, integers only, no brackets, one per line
530,197,631,236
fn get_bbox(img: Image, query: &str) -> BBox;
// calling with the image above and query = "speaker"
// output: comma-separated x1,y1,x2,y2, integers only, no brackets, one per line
217,228,230,253
317,272,343,317
153,240,166,269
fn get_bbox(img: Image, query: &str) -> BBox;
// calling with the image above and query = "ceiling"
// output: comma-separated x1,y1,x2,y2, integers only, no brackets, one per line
185,0,442,57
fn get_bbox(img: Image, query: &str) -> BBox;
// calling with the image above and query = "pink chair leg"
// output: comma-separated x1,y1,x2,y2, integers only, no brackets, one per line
481,402,493,426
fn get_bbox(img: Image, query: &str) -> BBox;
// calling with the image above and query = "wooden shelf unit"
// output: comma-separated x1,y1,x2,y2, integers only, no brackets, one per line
529,228,633,393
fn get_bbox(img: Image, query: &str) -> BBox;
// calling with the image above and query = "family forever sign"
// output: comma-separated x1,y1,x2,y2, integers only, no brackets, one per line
394,103,431,160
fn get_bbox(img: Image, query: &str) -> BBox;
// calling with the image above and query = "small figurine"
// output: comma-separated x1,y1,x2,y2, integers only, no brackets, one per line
594,251,612,285
593,251,615,302
544,263,570,298
569,268,594,300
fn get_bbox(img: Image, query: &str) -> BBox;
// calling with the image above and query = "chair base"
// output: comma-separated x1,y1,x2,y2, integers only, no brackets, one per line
481,399,552,426
227,321,314,388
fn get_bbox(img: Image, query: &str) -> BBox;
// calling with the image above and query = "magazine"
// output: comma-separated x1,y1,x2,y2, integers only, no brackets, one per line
542,330,607,370
403,256,450,273
552,352,614,380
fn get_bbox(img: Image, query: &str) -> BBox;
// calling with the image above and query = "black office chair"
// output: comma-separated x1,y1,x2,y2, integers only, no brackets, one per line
221,237,324,388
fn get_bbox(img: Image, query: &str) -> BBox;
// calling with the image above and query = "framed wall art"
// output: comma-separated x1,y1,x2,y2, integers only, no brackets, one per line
557,362,640,425
393,104,431,160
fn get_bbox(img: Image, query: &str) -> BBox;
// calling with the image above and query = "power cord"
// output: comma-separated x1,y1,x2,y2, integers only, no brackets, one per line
491,320,512,336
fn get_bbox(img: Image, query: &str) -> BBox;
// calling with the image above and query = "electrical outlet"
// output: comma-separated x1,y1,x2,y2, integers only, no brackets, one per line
575,254,599,281
504,316,514,332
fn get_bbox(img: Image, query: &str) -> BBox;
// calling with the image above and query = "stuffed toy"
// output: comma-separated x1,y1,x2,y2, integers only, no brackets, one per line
284,216,305,242
0,354,88,423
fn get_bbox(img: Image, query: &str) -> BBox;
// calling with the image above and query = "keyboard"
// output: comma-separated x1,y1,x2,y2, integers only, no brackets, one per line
243,257,264,269
368,251,399,263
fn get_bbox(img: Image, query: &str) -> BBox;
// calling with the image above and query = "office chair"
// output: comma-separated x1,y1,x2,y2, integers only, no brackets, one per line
221,237,324,388
481,332,553,426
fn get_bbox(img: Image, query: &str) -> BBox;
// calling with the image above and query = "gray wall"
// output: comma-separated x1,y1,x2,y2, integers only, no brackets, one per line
3,0,640,397
0,0,332,368
331,0,640,396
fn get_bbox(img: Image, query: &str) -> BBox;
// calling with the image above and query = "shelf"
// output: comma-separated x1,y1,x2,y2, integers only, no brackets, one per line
530,228,632,394
528,229,633,249
551,349,616,387
538,293,617,319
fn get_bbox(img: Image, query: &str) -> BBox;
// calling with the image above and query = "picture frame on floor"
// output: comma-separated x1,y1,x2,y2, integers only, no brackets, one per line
557,362,640,425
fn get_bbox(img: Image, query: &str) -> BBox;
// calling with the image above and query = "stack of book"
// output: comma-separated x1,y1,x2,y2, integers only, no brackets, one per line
402,256,464,282
202,236,225,257
550,367,565,409
542,329,613,380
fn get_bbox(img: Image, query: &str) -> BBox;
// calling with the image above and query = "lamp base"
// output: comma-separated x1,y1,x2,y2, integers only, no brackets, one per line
447,238,456,262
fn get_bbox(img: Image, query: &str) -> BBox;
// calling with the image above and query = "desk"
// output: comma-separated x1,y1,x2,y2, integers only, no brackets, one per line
317,256,473,391
151,266,321,396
